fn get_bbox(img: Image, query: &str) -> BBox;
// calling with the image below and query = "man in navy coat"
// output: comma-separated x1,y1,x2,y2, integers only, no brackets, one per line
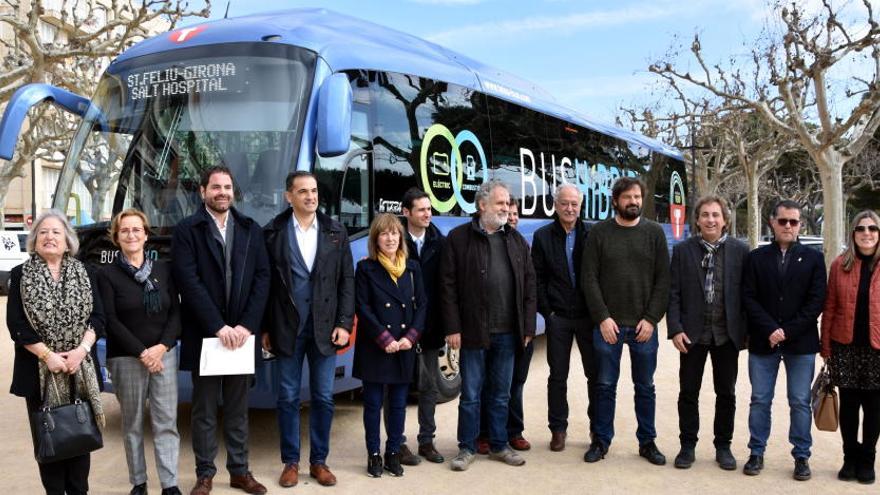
741,199,826,481
172,165,270,495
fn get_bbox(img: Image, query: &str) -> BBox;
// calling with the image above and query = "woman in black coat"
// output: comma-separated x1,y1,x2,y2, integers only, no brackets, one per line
7,210,105,495
354,213,426,478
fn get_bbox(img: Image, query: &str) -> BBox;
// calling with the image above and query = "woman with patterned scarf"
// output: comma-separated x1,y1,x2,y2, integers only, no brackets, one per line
6,209,105,495
353,213,427,478
98,209,182,495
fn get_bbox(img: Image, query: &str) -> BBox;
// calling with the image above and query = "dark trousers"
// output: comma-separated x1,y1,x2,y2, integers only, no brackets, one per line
365,381,409,454
384,348,442,447
546,315,596,434
479,339,533,439
840,387,880,455
677,342,739,448
26,396,90,495
190,373,250,478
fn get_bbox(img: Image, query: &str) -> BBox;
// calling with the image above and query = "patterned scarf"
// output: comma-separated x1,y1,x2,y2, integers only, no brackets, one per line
378,252,406,284
20,254,104,429
700,233,728,305
116,252,161,314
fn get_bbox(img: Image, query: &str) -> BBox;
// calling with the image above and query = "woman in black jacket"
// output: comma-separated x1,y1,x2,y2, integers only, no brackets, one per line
6,210,105,495
98,209,182,495
354,213,426,478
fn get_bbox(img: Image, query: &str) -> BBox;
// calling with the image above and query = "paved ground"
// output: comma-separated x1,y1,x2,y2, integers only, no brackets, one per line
1,298,875,494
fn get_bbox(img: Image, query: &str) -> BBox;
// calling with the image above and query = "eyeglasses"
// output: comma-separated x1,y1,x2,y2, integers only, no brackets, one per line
119,227,145,237
854,225,880,233
775,218,800,227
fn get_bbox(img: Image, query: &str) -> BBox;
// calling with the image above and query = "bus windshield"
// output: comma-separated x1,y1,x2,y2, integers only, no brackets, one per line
53,43,316,231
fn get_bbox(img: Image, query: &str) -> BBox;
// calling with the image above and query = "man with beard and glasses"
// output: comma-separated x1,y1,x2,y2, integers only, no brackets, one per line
667,196,748,471
172,166,270,495
741,200,826,481
581,176,670,466
440,180,536,472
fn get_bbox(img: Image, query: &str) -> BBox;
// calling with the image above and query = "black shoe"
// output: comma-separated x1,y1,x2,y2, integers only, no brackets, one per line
583,442,608,463
793,457,811,481
743,455,764,476
857,447,876,484
161,488,182,495
639,441,666,466
367,453,383,478
839,446,859,481
674,447,695,469
384,451,404,477
399,444,421,466
716,447,736,471
418,442,445,463
130,483,147,495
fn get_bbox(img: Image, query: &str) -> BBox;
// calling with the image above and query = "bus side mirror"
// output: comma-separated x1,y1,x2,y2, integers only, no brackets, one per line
0,83,90,160
316,73,352,158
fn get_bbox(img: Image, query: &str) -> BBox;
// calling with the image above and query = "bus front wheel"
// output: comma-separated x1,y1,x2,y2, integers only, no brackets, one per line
435,344,460,403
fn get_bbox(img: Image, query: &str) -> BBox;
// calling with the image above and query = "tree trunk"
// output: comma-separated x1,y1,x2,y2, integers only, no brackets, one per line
814,149,846,268
746,171,761,249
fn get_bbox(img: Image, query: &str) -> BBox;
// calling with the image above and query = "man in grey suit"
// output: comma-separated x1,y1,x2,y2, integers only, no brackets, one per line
667,195,749,471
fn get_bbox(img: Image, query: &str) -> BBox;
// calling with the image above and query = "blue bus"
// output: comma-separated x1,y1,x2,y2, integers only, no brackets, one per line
0,8,688,407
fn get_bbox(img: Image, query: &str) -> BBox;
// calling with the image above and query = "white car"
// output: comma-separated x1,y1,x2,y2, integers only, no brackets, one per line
0,231,29,294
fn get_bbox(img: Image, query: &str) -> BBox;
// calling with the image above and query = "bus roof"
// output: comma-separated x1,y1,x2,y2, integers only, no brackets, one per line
113,8,683,160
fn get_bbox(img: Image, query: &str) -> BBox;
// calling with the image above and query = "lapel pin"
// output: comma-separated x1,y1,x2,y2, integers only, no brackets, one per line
798,257,802,262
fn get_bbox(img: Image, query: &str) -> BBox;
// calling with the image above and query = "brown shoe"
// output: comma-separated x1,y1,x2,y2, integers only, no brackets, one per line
550,431,567,452
509,435,532,451
279,463,299,487
230,472,267,494
418,443,445,463
476,437,490,455
309,464,337,486
399,444,422,466
190,477,212,495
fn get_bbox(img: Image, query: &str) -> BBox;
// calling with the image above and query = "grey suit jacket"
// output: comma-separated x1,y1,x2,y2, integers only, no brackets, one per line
667,235,749,350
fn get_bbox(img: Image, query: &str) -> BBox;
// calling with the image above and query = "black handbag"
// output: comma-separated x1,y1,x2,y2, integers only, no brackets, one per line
30,373,103,464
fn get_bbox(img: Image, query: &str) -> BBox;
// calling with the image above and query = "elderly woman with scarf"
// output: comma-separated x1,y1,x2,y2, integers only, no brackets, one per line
354,213,427,478
6,209,105,495
98,209,182,495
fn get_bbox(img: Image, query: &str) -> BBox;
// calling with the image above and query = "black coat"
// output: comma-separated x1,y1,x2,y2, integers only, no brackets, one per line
439,216,537,350
6,262,105,400
171,206,270,373
353,258,427,384
531,217,590,320
262,209,355,357
404,222,447,350
667,236,749,350
742,241,827,355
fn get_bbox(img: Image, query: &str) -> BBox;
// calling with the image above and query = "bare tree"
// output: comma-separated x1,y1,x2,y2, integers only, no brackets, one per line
0,0,210,224
651,0,880,265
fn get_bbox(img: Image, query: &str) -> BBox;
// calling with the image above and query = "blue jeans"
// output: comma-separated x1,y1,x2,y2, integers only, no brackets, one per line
363,382,408,454
592,326,658,447
458,332,518,452
276,332,337,465
747,352,815,459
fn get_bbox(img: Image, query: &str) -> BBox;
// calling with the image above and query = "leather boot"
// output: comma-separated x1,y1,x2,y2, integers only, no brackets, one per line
838,443,859,481
857,445,876,485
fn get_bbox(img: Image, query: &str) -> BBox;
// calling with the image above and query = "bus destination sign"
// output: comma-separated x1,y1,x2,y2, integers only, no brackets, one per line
127,62,239,101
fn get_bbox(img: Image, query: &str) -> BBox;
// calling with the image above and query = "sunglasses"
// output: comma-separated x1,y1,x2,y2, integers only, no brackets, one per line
775,218,800,227
854,225,880,233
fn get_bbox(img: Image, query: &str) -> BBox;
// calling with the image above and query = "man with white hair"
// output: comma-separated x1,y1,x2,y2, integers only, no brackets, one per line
440,180,537,472
531,183,597,453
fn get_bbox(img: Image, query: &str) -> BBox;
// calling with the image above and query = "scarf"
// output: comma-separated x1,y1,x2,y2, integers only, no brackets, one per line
378,252,406,284
700,233,728,305
116,252,162,314
20,254,104,429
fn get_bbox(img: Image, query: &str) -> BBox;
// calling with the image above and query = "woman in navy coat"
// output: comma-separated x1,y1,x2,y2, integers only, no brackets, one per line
354,213,426,478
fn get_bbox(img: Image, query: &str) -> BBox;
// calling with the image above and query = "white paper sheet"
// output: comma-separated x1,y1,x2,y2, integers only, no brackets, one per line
199,335,255,376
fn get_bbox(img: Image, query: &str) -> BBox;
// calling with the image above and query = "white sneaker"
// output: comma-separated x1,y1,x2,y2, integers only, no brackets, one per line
450,449,476,471
489,446,526,466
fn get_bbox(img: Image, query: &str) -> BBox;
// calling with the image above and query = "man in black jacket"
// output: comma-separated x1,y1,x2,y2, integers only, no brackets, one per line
262,171,355,488
531,183,595,453
667,196,749,471
440,180,536,472
741,199,826,481
394,187,448,464
172,166,270,495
